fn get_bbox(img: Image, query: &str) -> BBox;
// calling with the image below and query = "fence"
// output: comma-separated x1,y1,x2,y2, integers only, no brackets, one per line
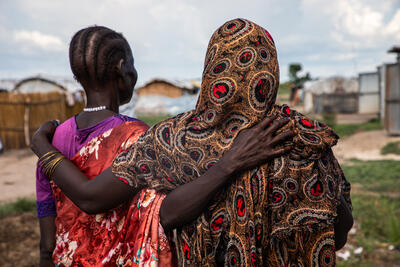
0,91,84,149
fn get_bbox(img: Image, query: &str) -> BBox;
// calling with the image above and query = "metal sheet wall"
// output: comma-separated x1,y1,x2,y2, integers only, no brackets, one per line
385,63,400,135
378,65,386,119
359,72,380,114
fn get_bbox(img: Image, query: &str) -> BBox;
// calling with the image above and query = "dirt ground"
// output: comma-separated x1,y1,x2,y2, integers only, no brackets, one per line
0,212,40,266
0,149,37,203
333,129,400,163
1,129,400,266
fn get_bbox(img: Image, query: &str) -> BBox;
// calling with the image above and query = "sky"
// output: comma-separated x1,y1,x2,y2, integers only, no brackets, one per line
0,0,399,85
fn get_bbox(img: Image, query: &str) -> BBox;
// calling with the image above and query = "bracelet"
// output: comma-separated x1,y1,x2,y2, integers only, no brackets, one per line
39,150,59,165
39,150,66,178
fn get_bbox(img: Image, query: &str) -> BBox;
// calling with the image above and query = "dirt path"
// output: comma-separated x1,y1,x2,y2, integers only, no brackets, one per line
333,130,400,163
0,149,37,203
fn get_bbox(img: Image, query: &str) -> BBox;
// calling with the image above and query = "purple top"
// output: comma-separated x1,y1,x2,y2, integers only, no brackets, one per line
36,114,138,218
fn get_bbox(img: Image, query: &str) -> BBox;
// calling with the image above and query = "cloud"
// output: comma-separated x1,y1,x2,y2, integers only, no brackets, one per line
384,9,400,39
13,30,66,52
0,0,399,81
333,0,384,37
301,0,400,48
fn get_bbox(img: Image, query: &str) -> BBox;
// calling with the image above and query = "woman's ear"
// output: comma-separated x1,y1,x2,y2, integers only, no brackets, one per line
115,59,125,77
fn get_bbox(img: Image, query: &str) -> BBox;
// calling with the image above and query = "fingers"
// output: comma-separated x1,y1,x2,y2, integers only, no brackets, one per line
257,116,275,130
270,145,293,158
235,116,275,141
37,120,59,140
270,130,296,146
264,117,291,137
51,120,60,127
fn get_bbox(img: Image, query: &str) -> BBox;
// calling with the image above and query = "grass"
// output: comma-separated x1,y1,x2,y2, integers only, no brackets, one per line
381,141,400,155
314,113,383,138
351,194,400,246
0,198,36,218
278,81,291,96
341,160,400,193
277,82,291,103
333,118,383,138
338,159,400,266
137,115,171,126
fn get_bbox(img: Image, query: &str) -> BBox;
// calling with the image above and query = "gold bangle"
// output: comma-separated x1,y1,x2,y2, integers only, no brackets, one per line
41,151,63,177
47,156,65,178
39,151,60,168
39,150,58,163
43,154,65,178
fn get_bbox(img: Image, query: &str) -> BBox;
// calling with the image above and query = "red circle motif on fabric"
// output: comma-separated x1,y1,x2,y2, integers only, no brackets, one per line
210,78,236,105
236,47,256,68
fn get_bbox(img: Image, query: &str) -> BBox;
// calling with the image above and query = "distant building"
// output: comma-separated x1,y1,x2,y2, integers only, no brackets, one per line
136,78,200,98
13,75,82,93
0,79,19,92
303,76,359,114
0,75,85,150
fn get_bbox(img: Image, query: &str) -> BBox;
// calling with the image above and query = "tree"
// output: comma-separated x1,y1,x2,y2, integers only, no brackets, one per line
288,63,311,88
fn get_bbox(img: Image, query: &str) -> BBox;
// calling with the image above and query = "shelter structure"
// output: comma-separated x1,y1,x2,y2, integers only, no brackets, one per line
303,77,359,114
0,75,85,150
358,72,380,114
13,76,81,93
0,79,18,92
382,46,400,135
136,78,200,98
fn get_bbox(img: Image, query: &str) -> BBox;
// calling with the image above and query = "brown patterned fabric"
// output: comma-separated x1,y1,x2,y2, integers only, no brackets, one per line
112,18,351,266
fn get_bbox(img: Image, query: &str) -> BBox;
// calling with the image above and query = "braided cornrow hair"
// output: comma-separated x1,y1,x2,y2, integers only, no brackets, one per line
69,26,132,86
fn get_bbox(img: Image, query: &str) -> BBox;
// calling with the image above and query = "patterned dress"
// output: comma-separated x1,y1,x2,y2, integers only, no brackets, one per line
36,115,175,266
112,19,351,266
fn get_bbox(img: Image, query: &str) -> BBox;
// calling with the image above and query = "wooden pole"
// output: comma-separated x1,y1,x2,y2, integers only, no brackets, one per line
24,97,31,146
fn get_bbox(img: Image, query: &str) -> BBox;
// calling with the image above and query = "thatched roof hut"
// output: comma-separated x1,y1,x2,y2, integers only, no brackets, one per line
136,78,200,98
14,76,81,93
0,75,85,150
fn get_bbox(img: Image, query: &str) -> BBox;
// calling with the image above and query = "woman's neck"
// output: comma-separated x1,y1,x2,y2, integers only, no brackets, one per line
85,89,119,114
75,87,120,129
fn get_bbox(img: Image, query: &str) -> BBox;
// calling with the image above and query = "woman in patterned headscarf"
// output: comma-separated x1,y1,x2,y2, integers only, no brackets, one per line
112,18,352,266
32,18,352,266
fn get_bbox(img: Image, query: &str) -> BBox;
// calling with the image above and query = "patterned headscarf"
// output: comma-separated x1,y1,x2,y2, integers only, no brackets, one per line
113,18,351,266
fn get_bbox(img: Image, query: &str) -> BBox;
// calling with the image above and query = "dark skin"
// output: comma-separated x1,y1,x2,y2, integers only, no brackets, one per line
34,47,351,266
33,117,294,217
34,118,294,266
37,57,137,267
35,51,297,266
33,116,352,253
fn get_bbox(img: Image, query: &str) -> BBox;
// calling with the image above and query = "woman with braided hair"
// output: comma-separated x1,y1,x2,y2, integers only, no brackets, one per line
32,19,352,266
33,24,295,266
